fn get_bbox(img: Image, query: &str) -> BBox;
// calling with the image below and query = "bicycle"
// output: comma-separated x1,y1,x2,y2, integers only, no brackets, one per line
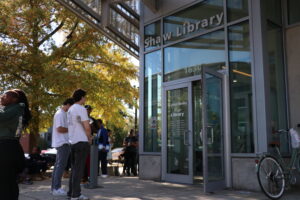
256,129,300,199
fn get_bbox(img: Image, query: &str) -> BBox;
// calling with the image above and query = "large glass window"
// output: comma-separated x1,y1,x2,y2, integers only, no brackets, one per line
288,0,300,25
227,0,248,22
163,0,224,44
267,22,288,153
144,21,161,51
164,30,225,82
144,51,162,152
229,22,254,153
263,0,288,153
264,0,282,25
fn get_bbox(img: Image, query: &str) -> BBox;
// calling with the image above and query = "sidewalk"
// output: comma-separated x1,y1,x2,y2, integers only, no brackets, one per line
19,176,299,200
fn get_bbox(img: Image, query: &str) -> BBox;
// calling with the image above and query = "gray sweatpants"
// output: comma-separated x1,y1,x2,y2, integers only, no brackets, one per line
68,142,90,198
51,144,70,190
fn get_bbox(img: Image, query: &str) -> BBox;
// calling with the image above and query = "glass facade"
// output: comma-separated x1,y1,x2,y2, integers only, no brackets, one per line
227,0,248,22
229,22,254,153
263,0,288,153
164,30,225,82
143,0,254,155
144,51,162,152
288,0,300,25
163,0,224,44
267,23,288,153
144,21,161,51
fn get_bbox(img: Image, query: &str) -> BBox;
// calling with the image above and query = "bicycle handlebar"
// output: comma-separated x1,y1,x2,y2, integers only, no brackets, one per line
274,129,289,134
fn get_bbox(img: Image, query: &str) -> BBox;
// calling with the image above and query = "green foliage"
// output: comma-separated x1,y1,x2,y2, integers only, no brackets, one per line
0,0,138,136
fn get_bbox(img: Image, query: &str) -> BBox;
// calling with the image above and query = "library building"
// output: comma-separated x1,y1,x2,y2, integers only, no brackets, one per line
138,0,300,192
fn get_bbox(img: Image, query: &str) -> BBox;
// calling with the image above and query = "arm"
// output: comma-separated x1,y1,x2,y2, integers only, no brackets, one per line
56,126,68,133
123,138,128,147
82,120,92,143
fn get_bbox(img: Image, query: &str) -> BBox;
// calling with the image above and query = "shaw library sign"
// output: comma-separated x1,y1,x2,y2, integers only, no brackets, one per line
145,12,224,48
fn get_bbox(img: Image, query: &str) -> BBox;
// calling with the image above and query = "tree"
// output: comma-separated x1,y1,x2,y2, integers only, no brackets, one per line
0,0,138,149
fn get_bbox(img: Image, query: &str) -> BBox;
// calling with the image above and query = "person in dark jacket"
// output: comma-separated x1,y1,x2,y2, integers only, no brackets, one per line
123,129,138,176
96,119,109,177
0,90,31,200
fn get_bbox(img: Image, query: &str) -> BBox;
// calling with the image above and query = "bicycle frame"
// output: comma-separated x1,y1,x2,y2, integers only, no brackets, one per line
256,147,300,182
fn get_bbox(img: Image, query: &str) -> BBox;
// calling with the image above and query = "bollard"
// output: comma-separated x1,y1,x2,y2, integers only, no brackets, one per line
85,138,103,189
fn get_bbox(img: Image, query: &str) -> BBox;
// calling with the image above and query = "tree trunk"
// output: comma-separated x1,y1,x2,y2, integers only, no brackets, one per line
28,104,40,152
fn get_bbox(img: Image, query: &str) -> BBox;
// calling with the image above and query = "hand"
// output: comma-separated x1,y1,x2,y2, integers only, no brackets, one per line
88,135,93,144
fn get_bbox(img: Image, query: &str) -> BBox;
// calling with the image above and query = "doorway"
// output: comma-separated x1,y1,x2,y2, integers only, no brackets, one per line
162,69,226,192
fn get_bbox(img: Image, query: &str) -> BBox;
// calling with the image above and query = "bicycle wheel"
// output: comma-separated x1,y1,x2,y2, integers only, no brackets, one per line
257,156,285,199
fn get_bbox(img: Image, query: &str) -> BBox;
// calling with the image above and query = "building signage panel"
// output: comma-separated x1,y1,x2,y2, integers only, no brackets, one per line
145,12,223,48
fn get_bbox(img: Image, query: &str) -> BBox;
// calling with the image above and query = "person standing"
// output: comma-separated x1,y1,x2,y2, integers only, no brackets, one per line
82,105,98,183
67,89,92,200
51,98,74,196
96,119,109,178
0,90,30,200
123,129,138,176
85,105,99,135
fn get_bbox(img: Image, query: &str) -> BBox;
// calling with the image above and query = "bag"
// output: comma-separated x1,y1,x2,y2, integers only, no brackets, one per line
290,128,300,148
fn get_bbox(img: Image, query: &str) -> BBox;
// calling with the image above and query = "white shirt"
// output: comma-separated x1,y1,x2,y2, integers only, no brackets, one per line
52,108,69,148
67,104,89,144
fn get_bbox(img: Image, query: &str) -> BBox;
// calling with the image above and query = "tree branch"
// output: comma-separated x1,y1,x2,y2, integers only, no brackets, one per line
11,73,31,87
37,20,65,47
55,58,67,70
62,20,79,47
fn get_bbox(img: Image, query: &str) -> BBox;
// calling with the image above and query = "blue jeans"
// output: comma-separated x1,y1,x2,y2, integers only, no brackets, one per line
51,144,70,190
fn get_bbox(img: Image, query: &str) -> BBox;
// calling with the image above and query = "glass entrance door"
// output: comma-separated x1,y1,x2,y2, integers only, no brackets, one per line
202,68,225,192
163,82,193,184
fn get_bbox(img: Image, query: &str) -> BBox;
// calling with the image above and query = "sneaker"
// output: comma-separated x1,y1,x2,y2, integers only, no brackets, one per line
52,188,67,196
101,174,108,178
71,194,89,200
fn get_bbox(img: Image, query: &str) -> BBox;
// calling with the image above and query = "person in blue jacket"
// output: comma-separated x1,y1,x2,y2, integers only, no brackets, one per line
96,119,109,177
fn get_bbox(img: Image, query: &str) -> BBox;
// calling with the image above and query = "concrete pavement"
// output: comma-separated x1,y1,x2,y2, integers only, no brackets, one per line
19,176,299,200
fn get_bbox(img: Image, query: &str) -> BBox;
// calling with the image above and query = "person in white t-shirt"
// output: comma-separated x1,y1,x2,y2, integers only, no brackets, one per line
51,98,74,196
67,89,92,200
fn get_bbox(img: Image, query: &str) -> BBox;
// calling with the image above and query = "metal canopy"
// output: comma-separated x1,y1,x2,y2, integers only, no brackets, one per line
56,0,140,58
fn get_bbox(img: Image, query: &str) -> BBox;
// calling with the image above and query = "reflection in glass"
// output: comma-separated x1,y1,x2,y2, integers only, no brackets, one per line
82,0,101,14
110,9,139,46
288,0,300,25
267,23,288,153
164,30,225,82
124,0,140,15
263,0,282,25
229,22,254,153
167,87,189,175
193,81,203,180
144,51,162,152
204,73,224,181
163,0,224,44
227,0,248,22
144,21,161,51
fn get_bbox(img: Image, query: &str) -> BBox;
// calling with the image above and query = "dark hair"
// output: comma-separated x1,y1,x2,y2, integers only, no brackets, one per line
72,89,86,102
97,119,103,124
84,105,92,110
5,90,19,99
107,129,111,132
130,129,134,134
13,89,32,128
63,98,75,106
